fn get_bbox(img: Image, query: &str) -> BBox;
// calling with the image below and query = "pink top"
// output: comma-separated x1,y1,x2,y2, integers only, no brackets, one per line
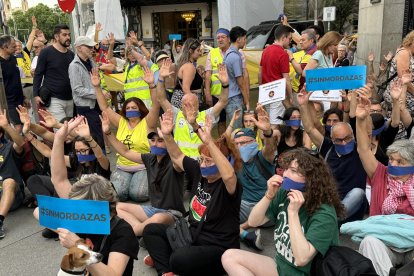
369,162,414,216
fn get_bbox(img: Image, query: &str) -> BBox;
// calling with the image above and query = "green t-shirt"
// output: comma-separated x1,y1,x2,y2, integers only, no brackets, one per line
265,189,339,276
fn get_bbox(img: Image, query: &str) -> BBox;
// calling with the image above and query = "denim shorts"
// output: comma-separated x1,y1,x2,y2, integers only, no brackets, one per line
142,205,183,219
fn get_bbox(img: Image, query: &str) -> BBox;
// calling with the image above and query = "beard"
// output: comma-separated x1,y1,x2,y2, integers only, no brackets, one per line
59,39,71,48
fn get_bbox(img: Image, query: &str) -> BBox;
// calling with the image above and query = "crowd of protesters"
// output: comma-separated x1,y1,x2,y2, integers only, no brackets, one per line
0,13,414,276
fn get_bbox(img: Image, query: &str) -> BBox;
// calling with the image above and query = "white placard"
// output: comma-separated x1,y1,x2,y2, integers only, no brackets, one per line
323,6,336,21
309,90,342,102
258,78,286,105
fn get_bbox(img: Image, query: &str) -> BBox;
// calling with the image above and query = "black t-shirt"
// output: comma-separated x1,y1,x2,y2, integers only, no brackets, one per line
69,153,111,180
83,218,138,276
183,156,242,249
33,45,74,100
141,154,185,214
0,141,24,191
0,55,24,108
79,55,93,72
320,137,366,199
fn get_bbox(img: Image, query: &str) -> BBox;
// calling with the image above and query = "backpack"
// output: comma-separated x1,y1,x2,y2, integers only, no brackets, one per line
310,246,379,276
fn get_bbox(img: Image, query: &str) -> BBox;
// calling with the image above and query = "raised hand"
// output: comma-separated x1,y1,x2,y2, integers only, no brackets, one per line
142,66,154,85
74,118,91,138
390,80,403,101
401,71,412,85
367,51,374,62
100,111,111,134
159,59,174,78
196,115,213,145
355,94,371,120
38,109,58,128
384,51,393,62
379,61,387,72
217,63,229,86
296,84,311,106
159,109,174,136
22,116,31,135
96,22,103,32
125,38,132,48
91,68,101,87
252,104,271,131
287,190,305,214
231,109,241,123
184,101,198,125
16,105,29,125
67,116,84,135
0,109,9,128
107,32,115,45
31,15,37,27
129,31,138,45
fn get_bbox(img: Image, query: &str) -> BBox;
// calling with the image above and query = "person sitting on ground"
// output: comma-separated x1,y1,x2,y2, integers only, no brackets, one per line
33,116,138,276
142,111,242,276
221,147,345,276
322,108,343,138
101,110,185,237
298,87,367,223
356,93,414,276
0,109,26,239
92,67,159,202
231,104,276,251
156,58,229,160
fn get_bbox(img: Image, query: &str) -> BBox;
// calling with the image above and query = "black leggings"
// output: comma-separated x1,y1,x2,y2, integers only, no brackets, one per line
26,175,58,198
143,223,227,276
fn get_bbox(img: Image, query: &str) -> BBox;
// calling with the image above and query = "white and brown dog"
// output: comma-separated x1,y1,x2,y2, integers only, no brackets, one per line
58,240,103,276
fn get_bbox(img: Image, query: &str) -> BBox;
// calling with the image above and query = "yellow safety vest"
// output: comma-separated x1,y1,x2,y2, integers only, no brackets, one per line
16,51,31,77
209,48,223,96
174,110,207,159
124,63,158,101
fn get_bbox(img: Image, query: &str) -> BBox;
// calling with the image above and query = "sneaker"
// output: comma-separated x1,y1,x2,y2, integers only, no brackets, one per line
138,237,146,249
143,255,154,268
0,220,5,239
244,229,264,251
41,228,59,239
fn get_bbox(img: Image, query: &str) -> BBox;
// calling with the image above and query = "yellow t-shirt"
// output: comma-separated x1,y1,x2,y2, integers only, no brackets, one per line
116,117,150,171
289,50,313,92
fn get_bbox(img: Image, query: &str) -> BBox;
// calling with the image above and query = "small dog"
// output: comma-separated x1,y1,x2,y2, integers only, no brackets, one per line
58,240,103,276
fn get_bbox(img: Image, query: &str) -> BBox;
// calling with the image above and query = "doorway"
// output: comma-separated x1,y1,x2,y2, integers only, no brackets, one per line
157,11,201,45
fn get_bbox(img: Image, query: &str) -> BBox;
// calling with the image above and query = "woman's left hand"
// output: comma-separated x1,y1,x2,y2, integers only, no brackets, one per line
143,66,154,86
74,118,91,138
287,190,305,214
57,228,81,249
197,115,213,145
217,63,229,86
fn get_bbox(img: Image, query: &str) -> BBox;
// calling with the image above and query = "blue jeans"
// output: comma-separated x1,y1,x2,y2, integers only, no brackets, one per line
110,168,149,202
341,187,366,220
225,94,243,129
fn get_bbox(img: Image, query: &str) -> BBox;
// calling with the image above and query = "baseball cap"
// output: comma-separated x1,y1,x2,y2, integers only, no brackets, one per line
234,128,256,139
155,50,169,63
74,36,96,47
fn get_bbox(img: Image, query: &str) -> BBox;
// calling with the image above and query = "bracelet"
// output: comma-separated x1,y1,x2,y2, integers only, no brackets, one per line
90,144,97,149
104,131,112,136
263,128,273,138
290,58,295,63
229,124,233,128
193,125,200,132
158,79,164,83
221,84,229,89
265,191,275,200
149,84,157,89
85,138,93,143
138,43,144,47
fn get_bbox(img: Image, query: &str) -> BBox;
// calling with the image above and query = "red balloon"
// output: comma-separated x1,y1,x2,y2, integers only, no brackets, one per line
58,0,76,14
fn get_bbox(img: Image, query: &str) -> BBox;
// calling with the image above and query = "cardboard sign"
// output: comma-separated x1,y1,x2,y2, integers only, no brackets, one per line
258,78,286,105
37,195,110,235
168,34,182,41
306,65,366,91
309,90,342,102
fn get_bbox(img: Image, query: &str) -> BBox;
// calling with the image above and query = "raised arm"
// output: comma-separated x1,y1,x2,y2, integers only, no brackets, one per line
356,95,377,179
91,68,121,126
101,111,142,164
156,59,174,112
94,22,102,50
389,80,404,128
212,63,229,117
0,109,24,153
25,16,38,52
252,104,275,163
142,67,159,133
225,109,241,137
297,87,324,148
51,117,84,198
159,109,185,172
74,118,109,170
107,32,115,60
196,115,237,194
204,52,213,107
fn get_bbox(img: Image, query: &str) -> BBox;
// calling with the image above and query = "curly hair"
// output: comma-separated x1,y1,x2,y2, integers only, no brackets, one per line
280,148,345,218
402,30,414,48
198,133,242,172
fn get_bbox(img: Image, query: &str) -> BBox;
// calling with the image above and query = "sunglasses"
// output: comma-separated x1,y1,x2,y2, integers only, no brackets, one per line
189,39,201,49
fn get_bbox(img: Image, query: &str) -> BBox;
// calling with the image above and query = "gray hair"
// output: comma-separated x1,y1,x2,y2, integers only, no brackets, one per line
330,122,353,139
301,29,316,43
386,139,414,165
69,174,118,216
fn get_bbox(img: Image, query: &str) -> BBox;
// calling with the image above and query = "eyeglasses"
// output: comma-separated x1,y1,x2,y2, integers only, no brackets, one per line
189,39,201,49
76,148,90,155
234,139,255,147
332,135,353,144
199,157,214,167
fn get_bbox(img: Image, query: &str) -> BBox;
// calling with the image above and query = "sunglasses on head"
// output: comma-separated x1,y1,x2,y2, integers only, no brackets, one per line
189,39,201,49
